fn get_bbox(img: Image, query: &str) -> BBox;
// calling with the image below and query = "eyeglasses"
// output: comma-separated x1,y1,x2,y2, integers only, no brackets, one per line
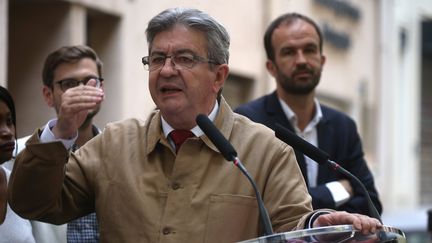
54,76,103,92
142,52,219,71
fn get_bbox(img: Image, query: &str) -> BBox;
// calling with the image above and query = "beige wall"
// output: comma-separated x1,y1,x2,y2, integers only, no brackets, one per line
8,2,84,135
7,1,125,135
0,0,6,87
377,0,432,216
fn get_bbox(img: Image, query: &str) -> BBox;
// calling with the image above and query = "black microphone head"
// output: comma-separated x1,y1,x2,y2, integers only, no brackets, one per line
196,114,237,161
274,123,329,164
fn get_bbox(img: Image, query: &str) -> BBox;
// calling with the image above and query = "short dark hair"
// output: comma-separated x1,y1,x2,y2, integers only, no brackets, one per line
264,13,323,61
146,7,230,65
0,86,16,128
42,45,103,88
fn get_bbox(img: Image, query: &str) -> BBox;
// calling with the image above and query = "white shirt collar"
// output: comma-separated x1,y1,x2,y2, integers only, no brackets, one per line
278,97,323,188
278,97,323,133
161,101,219,138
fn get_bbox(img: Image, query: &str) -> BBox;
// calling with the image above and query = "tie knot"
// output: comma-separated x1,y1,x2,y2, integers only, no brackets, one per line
169,130,195,153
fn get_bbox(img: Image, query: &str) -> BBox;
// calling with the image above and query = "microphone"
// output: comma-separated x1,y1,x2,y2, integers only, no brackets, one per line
196,114,274,236
195,114,237,161
274,123,382,223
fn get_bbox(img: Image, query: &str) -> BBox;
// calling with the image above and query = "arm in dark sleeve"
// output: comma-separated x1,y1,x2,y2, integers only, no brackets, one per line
0,167,6,224
338,156,382,215
339,123,382,216
308,185,336,209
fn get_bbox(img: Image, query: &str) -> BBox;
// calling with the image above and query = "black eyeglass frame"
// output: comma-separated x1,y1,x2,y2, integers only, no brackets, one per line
54,76,104,92
141,53,219,71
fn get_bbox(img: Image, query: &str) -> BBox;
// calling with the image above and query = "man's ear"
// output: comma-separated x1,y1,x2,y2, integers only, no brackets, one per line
213,63,229,93
266,60,277,78
42,85,55,108
321,54,326,67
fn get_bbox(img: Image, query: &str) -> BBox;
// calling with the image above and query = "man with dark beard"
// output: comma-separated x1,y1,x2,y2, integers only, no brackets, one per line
235,13,382,217
6,45,102,243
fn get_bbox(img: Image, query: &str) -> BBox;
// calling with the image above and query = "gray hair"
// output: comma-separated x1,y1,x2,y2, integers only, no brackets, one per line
146,8,230,65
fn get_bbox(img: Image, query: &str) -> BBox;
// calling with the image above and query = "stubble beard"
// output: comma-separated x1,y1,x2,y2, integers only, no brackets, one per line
80,106,100,129
276,65,321,95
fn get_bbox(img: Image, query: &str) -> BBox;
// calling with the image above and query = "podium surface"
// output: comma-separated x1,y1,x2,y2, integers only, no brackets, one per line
239,225,406,243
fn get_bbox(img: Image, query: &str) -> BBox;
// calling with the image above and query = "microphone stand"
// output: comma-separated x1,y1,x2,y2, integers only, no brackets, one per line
232,156,274,236
195,114,274,236
326,160,382,223
274,123,382,223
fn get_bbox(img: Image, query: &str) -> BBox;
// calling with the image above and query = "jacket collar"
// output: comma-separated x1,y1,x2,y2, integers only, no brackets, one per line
145,96,235,156
266,91,329,128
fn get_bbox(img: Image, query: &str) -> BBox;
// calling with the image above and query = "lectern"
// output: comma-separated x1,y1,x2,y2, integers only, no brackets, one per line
239,224,406,243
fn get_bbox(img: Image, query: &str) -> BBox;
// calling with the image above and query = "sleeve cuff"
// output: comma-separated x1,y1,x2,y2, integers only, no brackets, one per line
40,119,78,150
306,209,334,228
326,181,351,207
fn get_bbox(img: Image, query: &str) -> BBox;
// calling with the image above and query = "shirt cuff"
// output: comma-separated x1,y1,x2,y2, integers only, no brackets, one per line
306,209,334,228
40,119,78,150
326,181,351,207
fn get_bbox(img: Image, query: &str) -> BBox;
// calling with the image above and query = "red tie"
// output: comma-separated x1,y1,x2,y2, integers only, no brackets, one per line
169,130,194,153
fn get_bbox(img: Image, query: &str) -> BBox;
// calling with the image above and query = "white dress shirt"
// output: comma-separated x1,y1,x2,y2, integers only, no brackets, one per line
278,98,350,206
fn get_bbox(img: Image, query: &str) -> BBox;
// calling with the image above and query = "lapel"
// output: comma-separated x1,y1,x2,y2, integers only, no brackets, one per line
316,106,336,183
265,92,309,186
71,124,101,152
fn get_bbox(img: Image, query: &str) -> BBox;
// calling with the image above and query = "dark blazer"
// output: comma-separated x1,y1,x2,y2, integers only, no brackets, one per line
235,91,382,216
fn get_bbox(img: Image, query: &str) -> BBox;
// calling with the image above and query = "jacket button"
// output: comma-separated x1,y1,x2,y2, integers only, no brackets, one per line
162,227,171,235
171,182,180,190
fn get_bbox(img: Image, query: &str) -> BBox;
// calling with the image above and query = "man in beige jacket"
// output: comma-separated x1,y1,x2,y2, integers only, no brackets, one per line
9,7,381,243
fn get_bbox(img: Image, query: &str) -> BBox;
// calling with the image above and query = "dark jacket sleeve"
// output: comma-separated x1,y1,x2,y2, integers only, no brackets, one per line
313,107,382,216
235,96,382,217
335,124,382,215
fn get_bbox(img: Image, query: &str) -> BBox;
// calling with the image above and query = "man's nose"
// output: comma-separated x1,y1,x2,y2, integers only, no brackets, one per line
294,50,307,64
160,57,178,75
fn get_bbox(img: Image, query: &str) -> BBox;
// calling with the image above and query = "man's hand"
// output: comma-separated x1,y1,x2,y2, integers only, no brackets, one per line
0,167,7,224
53,79,104,139
313,211,382,235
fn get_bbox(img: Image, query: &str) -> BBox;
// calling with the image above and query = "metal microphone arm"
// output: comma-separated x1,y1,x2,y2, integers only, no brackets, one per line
233,157,274,236
326,160,382,223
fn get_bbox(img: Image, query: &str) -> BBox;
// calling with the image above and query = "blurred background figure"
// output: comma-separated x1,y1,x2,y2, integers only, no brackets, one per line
5,45,103,243
0,85,35,242
235,12,382,217
42,45,102,243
